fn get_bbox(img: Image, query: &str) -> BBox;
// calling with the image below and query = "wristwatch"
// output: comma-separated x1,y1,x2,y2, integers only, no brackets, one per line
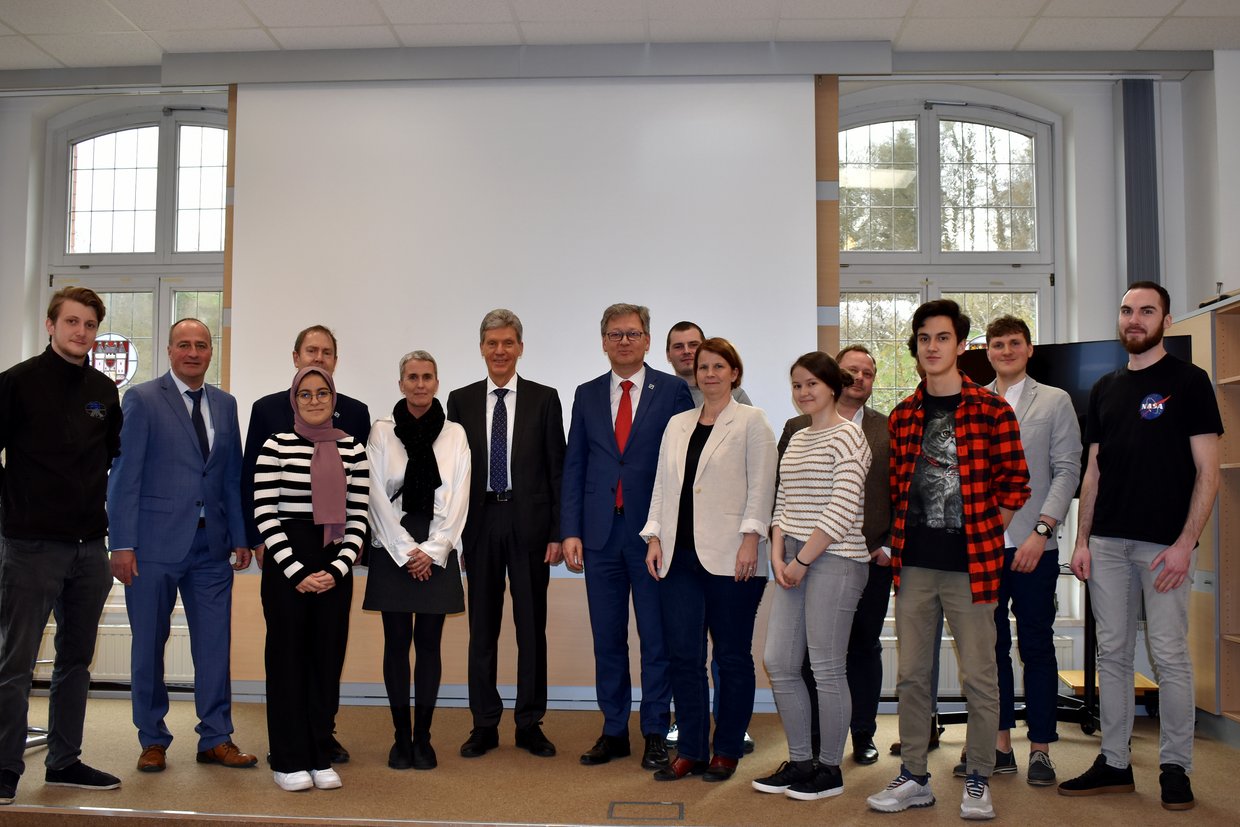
1034,520,1053,538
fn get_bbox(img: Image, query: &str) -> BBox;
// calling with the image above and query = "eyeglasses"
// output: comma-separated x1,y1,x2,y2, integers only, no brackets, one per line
604,330,646,343
295,389,334,404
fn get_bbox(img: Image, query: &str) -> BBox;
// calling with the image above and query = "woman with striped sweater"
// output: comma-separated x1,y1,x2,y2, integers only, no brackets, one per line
752,352,872,802
254,366,370,792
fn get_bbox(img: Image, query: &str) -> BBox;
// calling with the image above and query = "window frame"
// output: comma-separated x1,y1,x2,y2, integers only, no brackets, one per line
46,105,228,270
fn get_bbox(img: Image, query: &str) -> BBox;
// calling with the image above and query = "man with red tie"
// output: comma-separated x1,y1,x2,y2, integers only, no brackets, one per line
561,304,694,772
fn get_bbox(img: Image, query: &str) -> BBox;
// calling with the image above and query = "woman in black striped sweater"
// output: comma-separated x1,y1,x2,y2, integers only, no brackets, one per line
253,366,370,792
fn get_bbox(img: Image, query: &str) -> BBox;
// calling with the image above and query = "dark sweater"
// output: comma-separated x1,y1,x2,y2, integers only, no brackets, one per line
0,346,122,541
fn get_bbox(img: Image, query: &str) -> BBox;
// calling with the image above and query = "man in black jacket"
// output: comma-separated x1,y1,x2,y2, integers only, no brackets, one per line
0,287,123,804
447,309,566,759
240,324,371,764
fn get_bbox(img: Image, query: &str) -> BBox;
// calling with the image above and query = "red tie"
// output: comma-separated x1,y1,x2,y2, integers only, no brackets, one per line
615,380,633,508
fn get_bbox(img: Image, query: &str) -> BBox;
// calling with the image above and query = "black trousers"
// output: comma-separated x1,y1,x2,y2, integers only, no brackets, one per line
465,502,550,730
804,559,893,744
262,522,352,773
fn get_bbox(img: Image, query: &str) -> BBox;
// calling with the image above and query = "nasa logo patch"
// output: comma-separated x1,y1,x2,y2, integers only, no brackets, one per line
1139,393,1170,420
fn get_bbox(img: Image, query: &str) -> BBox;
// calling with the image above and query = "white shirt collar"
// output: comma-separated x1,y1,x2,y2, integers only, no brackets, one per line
611,365,646,391
487,374,518,395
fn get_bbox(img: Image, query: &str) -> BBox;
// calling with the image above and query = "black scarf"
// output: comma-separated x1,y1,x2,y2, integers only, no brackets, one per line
391,397,444,527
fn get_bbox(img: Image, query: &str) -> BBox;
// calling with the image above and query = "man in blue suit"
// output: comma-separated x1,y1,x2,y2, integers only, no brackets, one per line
108,318,258,774
562,303,693,771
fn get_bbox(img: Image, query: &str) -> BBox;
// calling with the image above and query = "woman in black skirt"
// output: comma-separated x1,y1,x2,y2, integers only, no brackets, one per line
365,350,470,770
254,366,370,792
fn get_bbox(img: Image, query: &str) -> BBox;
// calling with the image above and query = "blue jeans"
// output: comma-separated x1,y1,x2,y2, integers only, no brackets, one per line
1088,536,1195,771
994,545,1060,743
659,547,765,761
764,538,867,766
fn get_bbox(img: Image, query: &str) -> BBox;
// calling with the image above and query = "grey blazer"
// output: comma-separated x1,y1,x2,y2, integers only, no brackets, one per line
985,376,1082,549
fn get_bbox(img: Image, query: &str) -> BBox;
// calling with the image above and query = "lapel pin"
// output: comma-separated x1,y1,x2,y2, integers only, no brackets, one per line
648,383,655,390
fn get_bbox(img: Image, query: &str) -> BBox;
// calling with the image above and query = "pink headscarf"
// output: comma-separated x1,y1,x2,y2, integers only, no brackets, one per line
290,366,349,544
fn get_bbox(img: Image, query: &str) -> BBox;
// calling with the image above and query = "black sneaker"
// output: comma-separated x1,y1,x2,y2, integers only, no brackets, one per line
1159,763,1194,810
1,769,18,805
44,761,121,791
751,759,816,794
785,764,844,801
954,749,1016,778
1027,750,1056,786
1057,754,1134,796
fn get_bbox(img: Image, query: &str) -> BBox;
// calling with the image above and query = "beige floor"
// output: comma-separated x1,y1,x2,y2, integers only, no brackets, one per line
7,696,1240,826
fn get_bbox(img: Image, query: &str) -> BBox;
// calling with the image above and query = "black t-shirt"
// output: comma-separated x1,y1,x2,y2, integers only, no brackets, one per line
675,422,714,555
904,392,968,572
1087,353,1223,546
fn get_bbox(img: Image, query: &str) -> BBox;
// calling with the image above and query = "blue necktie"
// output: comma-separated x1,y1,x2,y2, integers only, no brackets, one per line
489,388,509,492
186,388,209,461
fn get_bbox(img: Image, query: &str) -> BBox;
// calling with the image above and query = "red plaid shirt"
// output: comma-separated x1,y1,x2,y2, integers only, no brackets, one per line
888,373,1030,604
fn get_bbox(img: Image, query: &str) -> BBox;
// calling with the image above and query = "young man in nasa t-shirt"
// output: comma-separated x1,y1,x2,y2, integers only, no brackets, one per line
1060,282,1223,811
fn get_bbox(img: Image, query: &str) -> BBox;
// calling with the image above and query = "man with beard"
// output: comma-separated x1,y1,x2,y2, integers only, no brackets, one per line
1058,282,1221,812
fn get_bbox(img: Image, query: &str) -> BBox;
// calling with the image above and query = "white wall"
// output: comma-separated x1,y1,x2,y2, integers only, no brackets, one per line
229,78,818,429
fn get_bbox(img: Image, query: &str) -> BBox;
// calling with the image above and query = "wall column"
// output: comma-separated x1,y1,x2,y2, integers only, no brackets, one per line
815,75,840,354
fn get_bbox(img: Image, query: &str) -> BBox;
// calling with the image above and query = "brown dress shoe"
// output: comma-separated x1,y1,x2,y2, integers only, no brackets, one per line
137,744,167,772
195,741,258,768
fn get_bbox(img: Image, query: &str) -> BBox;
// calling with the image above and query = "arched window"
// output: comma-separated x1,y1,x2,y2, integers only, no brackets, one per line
45,98,228,394
837,89,1058,413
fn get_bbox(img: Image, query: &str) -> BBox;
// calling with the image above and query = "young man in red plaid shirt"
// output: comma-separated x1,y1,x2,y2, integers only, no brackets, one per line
867,300,1030,820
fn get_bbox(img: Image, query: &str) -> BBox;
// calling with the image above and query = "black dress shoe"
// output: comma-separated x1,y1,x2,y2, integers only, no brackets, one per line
703,754,738,782
388,738,414,770
653,756,708,781
580,734,631,765
515,724,556,757
330,735,350,764
852,735,879,765
641,733,670,770
459,727,499,758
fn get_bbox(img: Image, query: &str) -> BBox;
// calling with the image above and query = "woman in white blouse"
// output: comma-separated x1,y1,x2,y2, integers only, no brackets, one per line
642,338,777,782
365,350,470,772
751,351,872,802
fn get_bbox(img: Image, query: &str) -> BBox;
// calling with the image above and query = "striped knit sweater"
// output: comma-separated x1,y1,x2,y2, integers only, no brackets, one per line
253,432,370,584
772,421,871,561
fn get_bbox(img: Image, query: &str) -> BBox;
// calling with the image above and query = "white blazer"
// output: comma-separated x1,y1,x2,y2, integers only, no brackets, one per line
640,397,777,578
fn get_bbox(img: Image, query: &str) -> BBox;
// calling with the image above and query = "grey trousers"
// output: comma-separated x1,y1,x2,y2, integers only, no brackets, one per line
895,566,998,778
0,536,111,775
763,538,868,766
1088,535,1196,771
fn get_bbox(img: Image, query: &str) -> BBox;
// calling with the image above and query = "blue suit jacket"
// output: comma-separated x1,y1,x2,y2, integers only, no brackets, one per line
107,373,246,562
560,364,693,548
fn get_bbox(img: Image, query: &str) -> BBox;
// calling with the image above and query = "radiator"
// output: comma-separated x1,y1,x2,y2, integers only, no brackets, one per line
879,634,1075,695
36,623,196,683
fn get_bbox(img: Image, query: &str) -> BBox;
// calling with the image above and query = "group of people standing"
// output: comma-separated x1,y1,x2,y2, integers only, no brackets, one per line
0,285,1219,819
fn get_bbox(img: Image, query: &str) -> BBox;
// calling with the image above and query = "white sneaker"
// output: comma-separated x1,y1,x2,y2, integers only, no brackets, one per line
311,768,342,789
273,770,313,791
960,774,995,820
867,767,936,812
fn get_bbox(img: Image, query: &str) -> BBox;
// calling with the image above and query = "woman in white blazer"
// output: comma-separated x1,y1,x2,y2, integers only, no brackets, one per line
641,338,776,782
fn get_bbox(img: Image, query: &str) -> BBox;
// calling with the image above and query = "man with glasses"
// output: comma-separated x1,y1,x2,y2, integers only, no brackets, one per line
562,304,693,772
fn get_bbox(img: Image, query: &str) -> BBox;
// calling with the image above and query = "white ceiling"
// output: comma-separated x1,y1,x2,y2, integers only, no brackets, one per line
0,0,1237,72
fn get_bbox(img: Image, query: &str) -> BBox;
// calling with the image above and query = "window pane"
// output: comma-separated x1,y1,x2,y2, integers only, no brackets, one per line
939,120,1037,253
176,125,228,253
840,291,922,413
839,120,918,252
173,291,224,387
941,291,1039,346
67,126,158,254
92,290,155,397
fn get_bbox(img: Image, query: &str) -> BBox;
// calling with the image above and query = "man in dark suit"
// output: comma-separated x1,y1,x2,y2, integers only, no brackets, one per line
447,309,566,760
561,303,694,771
240,324,370,764
778,345,892,766
107,319,257,773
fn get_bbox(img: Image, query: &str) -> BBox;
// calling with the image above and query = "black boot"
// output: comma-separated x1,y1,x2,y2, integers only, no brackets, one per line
388,705,414,770
412,705,437,770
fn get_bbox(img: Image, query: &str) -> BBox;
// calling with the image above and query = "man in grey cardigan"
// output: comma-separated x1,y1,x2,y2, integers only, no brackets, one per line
975,315,1081,785
777,344,891,766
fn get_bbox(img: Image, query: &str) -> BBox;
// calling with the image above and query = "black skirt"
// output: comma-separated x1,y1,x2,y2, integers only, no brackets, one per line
362,540,464,615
